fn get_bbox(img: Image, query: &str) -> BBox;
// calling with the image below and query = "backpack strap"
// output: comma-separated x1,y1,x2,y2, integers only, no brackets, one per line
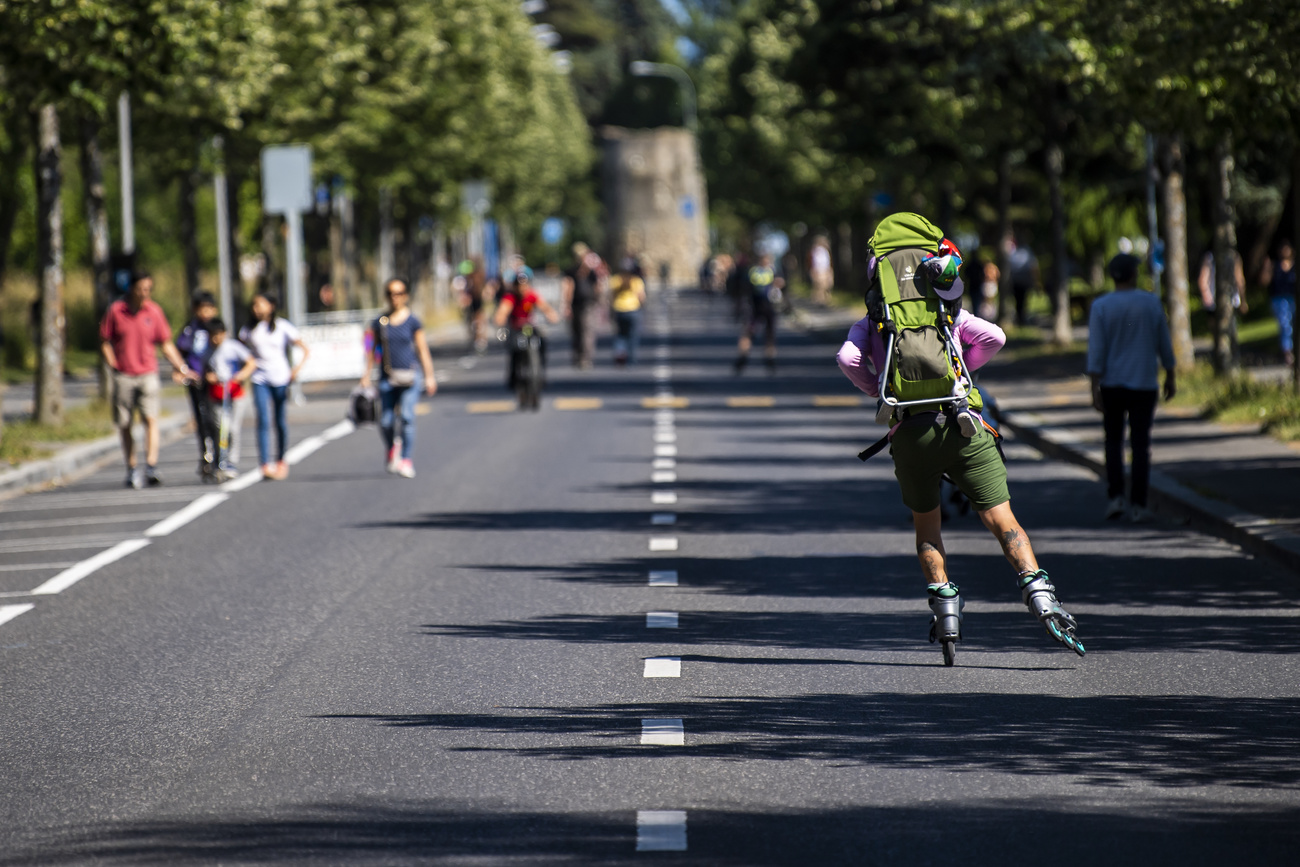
857,433,891,462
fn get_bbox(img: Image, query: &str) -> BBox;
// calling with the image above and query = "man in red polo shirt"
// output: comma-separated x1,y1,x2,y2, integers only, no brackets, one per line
100,271,193,488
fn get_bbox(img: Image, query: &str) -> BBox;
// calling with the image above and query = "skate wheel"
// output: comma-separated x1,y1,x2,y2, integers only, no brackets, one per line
1046,619,1064,641
942,639,956,667
1067,635,1086,657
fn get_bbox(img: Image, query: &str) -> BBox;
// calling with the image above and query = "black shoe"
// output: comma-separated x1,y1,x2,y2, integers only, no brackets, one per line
733,355,748,375
145,466,163,487
764,357,777,375
125,467,143,490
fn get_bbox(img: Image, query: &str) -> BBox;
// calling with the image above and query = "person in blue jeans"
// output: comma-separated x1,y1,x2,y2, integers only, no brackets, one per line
361,279,437,478
1086,253,1177,523
1264,241,1296,367
240,293,310,480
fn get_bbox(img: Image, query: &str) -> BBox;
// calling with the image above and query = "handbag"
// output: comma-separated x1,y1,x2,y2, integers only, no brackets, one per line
378,316,418,387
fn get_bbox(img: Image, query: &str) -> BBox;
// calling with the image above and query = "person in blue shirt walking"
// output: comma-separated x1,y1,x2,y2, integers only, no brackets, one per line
1086,253,1177,523
361,278,437,478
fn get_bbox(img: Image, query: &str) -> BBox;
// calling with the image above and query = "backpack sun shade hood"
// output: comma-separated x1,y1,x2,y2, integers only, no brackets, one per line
869,212,945,257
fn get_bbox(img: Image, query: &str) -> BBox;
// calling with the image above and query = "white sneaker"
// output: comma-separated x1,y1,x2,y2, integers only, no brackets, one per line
1104,496,1127,520
1129,505,1154,524
397,459,416,479
386,443,401,474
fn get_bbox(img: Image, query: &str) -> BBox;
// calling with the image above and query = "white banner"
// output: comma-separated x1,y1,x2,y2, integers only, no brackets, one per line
293,323,367,382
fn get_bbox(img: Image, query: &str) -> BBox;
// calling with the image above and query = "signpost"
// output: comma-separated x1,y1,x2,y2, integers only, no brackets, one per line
260,145,313,325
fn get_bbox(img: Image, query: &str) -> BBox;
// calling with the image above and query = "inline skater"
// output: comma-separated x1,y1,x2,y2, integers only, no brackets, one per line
493,265,560,405
836,213,1083,665
733,252,784,374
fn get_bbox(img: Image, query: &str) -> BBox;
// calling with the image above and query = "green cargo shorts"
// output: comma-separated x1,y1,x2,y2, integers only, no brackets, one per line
890,413,1009,513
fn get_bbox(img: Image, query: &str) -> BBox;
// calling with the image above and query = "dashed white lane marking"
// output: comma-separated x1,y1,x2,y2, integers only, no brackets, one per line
649,537,678,552
652,491,677,505
646,611,679,628
653,431,676,443
652,459,676,471
648,570,678,586
641,718,684,745
637,811,687,851
144,492,229,538
0,603,35,628
653,366,672,380
651,471,677,483
283,434,327,465
653,445,678,458
651,513,677,525
643,657,681,678
31,538,151,595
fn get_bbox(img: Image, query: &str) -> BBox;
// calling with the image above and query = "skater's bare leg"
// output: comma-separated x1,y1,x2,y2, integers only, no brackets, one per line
912,507,949,585
978,501,1039,574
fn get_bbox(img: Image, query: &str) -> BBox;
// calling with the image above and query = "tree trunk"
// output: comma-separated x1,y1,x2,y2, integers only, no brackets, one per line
224,166,244,329
378,186,395,297
1293,146,1300,392
0,106,24,296
80,115,113,399
34,104,65,426
1046,141,1071,344
1211,133,1240,374
178,165,201,298
1161,136,1195,373
996,149,1015,327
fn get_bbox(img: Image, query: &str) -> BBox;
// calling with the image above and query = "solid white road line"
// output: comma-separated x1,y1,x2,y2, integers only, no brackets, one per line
144,492,229,538
648,570,678,586
651,471,677,483
649,537,678,552
646,611,679,629
651,491,677,505
636,811,687,851
643,657,681,678
640,718,685,745
0,603,35,628
283,434,327,465
321,419,356,442
651,513,677,525
220,470,262,493
31,538,151,595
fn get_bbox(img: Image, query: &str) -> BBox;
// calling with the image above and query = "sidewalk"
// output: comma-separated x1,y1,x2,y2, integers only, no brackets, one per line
980,349,1300,574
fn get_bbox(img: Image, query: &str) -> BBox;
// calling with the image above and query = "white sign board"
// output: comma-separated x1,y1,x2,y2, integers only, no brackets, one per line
261,145,313,215
292,323,367,382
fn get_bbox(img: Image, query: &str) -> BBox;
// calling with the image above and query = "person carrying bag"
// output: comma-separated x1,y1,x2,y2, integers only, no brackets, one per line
361,278,437,478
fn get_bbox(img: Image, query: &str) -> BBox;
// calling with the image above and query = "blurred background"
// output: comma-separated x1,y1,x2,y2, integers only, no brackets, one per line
1,0,1298,425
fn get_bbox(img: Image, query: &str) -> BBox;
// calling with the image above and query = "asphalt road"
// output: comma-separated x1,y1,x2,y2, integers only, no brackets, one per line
2,290,1298,865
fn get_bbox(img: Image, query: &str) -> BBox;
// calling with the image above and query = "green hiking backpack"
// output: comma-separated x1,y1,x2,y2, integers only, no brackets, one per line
865,213,981,420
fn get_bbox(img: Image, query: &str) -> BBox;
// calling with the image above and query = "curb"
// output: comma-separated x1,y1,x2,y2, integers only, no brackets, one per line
994,407,1300,575
0,413,192,501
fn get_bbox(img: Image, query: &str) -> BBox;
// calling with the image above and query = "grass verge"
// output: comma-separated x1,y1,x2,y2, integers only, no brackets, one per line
0,399,116,466
1171,363,1300,442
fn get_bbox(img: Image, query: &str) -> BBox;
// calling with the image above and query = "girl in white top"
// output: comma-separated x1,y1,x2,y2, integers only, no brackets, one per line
239,293,309,480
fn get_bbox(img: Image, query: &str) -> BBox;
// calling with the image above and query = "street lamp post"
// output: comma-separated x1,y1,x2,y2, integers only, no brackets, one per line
629,61,697,133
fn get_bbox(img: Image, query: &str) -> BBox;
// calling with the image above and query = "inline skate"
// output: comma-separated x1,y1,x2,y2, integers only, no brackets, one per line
927,582,964,666
1018,570,1085,656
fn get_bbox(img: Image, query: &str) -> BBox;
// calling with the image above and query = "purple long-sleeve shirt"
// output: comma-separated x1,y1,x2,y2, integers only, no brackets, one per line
837,308,1005,405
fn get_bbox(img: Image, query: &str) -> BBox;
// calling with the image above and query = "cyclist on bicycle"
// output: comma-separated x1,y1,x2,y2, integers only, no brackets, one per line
493,265,560,390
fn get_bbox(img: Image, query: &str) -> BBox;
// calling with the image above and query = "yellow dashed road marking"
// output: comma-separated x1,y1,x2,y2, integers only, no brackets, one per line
466,400,517,414
642,396,690,409
813,395,863,407
554,397,604,411
726,396,775,408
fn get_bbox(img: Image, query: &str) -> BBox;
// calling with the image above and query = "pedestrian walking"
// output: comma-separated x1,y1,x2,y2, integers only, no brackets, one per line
1087,253,1177,523
203,318,256,477
174,291,219,480
563,242,605,369
1262,241,1296,367
609,257,646,366
360,278,437,479
733,252,783,374
837,212,1084,664
809,236,833,305
99,271,195,489
239,293,309,481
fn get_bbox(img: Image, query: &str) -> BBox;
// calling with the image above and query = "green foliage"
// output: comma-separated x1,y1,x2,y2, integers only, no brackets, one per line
0,399,115,464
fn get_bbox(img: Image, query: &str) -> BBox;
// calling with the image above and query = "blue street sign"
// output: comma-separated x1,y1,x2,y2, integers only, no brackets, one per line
542,217,566,246
680,196,696,218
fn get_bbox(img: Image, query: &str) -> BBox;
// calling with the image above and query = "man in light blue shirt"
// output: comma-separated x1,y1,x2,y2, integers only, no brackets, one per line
1086,253,1177,522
